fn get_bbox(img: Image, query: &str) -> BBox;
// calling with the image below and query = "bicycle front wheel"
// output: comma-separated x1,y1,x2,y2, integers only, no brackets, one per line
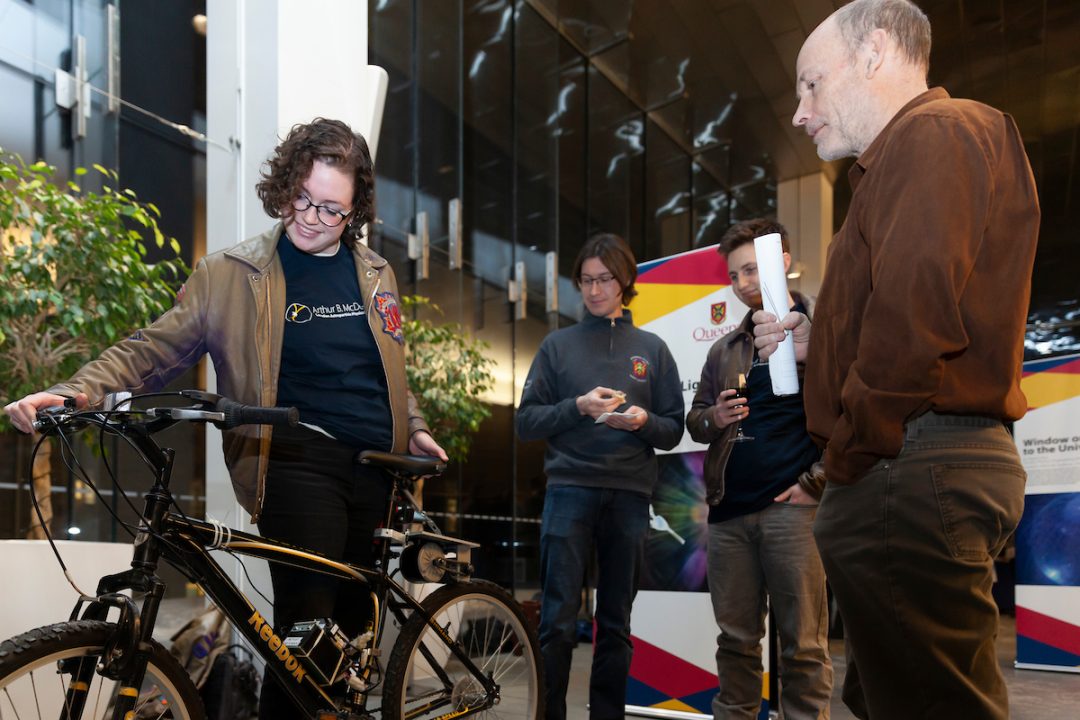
382,580,543,720
0,620,205,719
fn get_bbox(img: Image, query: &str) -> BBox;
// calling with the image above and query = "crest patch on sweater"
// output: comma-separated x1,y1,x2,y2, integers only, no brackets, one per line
629,355,649,382
374,292,404,344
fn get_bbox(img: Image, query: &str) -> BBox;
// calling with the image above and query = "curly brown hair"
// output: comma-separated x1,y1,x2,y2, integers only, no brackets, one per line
256,118,375,248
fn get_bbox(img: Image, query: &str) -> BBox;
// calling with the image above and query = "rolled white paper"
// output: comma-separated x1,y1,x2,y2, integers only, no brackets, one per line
752,233,799,396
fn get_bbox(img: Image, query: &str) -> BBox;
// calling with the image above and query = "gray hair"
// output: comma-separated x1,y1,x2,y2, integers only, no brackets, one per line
834,0,931,75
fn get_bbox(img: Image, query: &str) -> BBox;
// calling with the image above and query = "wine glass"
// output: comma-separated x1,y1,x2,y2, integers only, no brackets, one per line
726,372,754,443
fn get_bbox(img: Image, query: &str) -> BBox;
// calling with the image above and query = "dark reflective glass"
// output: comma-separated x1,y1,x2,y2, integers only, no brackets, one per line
587,67,644,255
645,117,691,259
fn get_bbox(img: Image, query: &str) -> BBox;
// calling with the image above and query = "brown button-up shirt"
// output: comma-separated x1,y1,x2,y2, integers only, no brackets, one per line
805,88,1040,484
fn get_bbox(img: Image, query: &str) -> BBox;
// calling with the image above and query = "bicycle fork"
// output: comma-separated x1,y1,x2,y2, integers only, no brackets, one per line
64,450,176,719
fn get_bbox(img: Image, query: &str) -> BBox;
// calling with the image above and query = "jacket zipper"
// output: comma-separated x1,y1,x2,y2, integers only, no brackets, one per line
253,273,273,522
609,317,615,356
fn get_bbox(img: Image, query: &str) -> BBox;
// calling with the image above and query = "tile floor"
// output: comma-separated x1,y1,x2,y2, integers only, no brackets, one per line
158,598,1080,719
562,615,1080,719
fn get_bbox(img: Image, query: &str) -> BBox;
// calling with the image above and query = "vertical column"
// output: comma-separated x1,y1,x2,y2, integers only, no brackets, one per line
205,0,380,622
777,171,833,300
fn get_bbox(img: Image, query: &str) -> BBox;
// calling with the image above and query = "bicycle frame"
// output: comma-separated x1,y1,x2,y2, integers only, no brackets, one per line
55,408,491,719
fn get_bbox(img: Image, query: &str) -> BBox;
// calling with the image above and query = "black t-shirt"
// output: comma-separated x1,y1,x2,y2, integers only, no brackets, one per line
709,302,820,524
275,235,393,451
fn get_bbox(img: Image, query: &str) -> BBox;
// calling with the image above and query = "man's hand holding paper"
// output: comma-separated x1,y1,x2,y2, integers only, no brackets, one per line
753,310,811,362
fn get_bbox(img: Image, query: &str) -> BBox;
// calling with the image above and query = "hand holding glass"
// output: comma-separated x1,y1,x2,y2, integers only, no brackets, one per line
725,373,753,443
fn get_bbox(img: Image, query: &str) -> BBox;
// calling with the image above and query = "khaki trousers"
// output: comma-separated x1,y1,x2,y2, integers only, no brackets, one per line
814,413,1025,720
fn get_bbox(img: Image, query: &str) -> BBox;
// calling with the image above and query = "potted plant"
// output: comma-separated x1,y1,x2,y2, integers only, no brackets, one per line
0,152,188,538
400,295,496,465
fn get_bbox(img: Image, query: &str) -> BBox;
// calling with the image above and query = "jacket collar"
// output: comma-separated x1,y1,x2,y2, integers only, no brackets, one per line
581,308,634,326
225,222,389,272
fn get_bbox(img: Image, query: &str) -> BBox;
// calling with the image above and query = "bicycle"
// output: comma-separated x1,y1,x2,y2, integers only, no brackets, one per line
0,389,543,720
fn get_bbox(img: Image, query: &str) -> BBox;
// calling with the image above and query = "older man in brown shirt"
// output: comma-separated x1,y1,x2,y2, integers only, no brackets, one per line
754,1,1040,719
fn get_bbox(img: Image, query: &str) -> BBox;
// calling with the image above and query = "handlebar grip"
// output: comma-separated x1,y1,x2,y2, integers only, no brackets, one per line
215,398,299,429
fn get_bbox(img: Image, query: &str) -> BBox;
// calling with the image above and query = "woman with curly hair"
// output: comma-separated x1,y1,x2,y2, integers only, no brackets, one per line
5,118,447,719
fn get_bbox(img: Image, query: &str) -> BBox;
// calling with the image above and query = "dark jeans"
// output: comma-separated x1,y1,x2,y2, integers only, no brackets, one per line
256,425,392,720
814,413,1025,720
538,485,651,720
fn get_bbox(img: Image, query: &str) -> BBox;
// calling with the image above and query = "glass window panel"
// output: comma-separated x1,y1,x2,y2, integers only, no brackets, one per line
515,3,561,316
645,117,690,260
587,66,644,256
416,0,461,287
692,161,730,249
370,0,416,248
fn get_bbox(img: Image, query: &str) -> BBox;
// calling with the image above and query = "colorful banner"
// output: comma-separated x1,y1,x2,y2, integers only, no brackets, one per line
626,245,769,718
1014,352,1080,672
633,245,750,455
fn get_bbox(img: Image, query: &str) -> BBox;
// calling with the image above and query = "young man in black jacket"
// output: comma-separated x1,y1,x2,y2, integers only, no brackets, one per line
517,233,685,720
686,219,832,719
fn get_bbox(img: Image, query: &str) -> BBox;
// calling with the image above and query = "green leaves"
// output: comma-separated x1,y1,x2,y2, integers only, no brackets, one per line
400,295,496,464
0,152,190,419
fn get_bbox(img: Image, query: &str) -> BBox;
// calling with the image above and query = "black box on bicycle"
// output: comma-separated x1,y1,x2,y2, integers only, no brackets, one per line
283,618,348,686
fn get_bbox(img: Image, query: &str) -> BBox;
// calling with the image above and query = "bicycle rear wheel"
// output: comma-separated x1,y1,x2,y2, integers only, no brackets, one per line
0,620,204,719
382,580,542,720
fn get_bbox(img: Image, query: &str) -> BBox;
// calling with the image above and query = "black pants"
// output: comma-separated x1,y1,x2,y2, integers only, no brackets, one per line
256,425,392,720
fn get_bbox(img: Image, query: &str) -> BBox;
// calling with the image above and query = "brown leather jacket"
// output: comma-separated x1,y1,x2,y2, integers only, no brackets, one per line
48,224,429,521
685,293,823,504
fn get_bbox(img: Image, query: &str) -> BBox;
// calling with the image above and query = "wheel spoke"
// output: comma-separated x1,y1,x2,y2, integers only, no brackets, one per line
382,583,541,720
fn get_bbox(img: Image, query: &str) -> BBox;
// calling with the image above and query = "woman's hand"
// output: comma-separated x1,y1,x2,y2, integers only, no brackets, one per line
4,392,87,434
409,429,449,462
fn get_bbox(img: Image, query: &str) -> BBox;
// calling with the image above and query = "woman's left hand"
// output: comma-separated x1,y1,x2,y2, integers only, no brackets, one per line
409,430,449,462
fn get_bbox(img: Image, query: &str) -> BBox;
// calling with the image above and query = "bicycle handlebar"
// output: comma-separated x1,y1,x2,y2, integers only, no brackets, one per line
32,391,299,433
214,397,299,429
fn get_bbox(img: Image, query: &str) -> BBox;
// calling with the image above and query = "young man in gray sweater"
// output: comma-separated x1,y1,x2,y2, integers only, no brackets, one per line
517,233,685,720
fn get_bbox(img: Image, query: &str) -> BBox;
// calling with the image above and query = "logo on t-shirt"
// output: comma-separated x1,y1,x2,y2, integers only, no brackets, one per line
630,355,649,382
374,292,404,344
286,303,314,323
711,301,727,325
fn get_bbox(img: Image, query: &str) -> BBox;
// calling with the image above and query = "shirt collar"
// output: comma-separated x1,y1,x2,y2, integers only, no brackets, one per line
850,87,950,190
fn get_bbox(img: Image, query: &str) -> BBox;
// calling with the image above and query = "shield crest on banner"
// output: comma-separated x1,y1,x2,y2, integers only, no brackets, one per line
710,302,727,325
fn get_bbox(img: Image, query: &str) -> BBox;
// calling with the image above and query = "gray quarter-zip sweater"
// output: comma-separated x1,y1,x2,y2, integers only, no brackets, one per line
516,309,685,496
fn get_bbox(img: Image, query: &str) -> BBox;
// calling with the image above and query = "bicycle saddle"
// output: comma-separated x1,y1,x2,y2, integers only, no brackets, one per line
357,450,446,477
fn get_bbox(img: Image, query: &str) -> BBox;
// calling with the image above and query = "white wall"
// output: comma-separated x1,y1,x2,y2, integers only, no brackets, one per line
205,0,385,628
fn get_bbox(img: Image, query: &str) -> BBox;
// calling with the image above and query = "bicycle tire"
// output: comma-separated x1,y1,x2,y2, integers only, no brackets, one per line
0,619,205,719
381,580,543,720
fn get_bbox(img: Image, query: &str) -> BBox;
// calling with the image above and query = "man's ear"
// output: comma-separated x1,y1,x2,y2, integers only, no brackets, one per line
782,252,792,273
863,28,888,78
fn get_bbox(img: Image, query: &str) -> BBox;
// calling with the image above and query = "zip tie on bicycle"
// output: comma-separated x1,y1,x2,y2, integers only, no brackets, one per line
207,517,233,549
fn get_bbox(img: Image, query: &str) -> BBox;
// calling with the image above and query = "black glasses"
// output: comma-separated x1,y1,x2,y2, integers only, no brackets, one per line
580,274,616,289
292,195,351,227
